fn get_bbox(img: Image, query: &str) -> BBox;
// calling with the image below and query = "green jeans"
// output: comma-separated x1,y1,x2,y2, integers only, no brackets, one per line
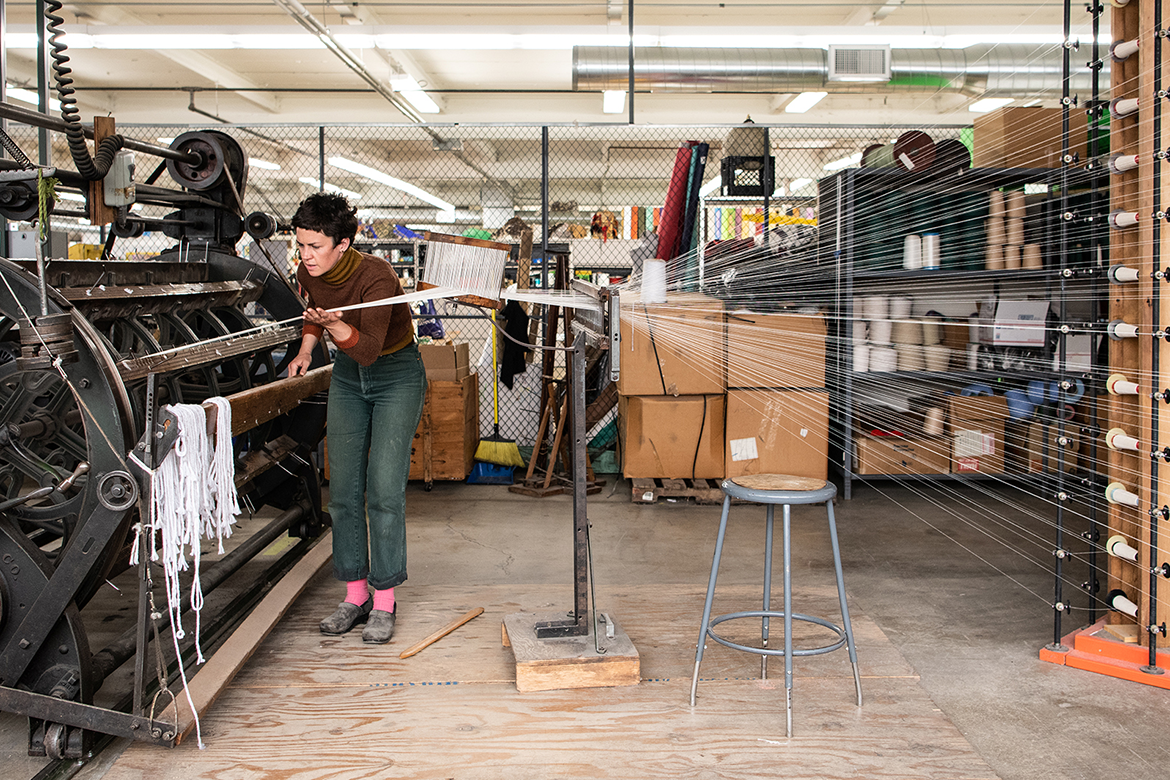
327,344,427,590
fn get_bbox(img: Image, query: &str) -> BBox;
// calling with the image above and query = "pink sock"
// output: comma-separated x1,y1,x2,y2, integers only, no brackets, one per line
345,580,368,606
373,587,395,613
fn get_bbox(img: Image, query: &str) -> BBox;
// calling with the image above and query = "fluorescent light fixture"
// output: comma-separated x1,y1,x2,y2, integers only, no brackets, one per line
4,85,61,111
784,92,828,114
968,97,1014,113
789,178,815,193
1,29,1115,52
823,152,863,171
298,177,363,200
249,158,282,170
602,90,626,114
57,192,87,203
328,156,454,211
435,209,456,223
389,73,440,114
698,177,721,197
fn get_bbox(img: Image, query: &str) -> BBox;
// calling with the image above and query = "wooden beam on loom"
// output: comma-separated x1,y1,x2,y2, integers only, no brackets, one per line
195,365,333,437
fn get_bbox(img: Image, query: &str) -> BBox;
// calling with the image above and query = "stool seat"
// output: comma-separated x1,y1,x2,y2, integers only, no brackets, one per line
724,475,835,505
690,473,861,738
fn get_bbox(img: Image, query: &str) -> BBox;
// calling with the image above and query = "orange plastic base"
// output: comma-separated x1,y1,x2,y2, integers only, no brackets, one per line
1040,616,1170,689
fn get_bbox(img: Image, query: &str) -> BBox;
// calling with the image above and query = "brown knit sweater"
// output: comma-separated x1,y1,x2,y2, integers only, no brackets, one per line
297,248,413,366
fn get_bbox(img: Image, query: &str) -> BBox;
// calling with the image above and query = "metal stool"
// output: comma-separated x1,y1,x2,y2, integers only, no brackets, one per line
689,474,862,737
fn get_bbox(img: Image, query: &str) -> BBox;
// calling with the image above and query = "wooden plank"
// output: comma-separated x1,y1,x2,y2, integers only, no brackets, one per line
212,364,332,437
88,115,117,225
399,607,484,659
162,531,334,743
424,230,512,252
502,611,640,693
630,477,726,504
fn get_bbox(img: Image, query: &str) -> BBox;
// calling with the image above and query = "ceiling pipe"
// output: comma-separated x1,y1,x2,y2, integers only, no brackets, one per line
271,0,424,123
573,44,1103,97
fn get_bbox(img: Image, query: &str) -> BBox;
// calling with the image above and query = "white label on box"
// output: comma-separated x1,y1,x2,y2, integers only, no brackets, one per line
800,428,809,438
954,429,995,458
993,300,1049,346
730,437,759,462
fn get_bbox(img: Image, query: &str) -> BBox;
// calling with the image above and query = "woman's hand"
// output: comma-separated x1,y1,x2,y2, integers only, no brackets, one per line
303,307,354,345
287,351,313,377
303,307,342,328
287,331,320,377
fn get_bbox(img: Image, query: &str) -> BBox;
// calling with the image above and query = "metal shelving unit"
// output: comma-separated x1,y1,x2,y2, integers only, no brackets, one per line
820,166,1105,499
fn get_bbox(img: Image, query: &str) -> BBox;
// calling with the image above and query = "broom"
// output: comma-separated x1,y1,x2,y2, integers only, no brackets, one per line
474,310,524,468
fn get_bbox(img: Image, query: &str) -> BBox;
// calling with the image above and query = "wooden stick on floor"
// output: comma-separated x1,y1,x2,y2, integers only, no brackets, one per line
399,607,485,659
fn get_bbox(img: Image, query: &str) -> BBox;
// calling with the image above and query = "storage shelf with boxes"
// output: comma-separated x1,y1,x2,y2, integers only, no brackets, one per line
618,294,831,500
818,162,1102,499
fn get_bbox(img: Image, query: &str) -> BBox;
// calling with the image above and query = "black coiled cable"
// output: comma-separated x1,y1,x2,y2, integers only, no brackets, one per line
0,128,34,170
45,0,124,181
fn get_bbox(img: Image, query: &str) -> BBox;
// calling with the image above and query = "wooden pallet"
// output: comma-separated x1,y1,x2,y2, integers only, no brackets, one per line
629,478,726,504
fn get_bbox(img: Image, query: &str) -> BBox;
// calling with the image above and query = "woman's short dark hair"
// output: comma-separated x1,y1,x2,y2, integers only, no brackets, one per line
291,192,359,247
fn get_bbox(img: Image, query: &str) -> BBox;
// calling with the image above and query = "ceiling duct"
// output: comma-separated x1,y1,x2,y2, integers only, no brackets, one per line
572,45,1102,97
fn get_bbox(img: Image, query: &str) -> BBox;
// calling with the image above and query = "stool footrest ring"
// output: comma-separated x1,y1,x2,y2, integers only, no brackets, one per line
706,611,847,657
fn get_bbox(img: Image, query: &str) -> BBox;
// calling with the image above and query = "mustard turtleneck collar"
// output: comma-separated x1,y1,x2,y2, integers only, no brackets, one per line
321,245,362,285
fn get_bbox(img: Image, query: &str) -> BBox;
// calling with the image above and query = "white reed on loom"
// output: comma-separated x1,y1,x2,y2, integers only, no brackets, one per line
423,239,509,300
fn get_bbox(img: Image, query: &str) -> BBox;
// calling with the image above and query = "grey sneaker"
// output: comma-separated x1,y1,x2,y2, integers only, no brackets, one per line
362,607,397,644
319,599,372,635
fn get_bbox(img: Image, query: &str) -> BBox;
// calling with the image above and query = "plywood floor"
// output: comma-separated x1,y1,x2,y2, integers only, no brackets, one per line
98,575,1000,779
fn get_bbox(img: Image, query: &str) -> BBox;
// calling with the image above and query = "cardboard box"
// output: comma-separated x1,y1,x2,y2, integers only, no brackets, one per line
619,394,725,479
854,434,950,476
726,310,825,388
948,395,1009,474
409,372,480,481
1005,419,1079,474
617,294,725,396
993,300,1049,347
973,106,1089,169
725,389,828,479
419,342,470,382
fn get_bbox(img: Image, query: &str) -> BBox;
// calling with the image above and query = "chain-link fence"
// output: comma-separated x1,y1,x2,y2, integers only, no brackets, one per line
1,120,970,449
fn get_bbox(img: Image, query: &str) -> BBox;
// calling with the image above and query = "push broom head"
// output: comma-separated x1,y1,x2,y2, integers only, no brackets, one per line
475,433,525,468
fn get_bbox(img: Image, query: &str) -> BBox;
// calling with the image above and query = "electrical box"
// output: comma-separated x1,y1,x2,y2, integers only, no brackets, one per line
103,149,136,207
5,228,68,259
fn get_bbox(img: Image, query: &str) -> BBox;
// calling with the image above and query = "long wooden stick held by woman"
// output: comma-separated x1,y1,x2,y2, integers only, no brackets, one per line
399,608,485,659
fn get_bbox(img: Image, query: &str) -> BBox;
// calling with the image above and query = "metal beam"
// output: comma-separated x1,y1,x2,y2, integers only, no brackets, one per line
271,0,423,123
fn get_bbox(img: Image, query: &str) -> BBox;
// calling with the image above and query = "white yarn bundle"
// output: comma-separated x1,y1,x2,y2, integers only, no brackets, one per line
151,400,240,660
141,398,239,749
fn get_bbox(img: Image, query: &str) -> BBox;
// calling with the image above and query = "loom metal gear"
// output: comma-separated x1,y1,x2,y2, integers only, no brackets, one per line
0,120,329,758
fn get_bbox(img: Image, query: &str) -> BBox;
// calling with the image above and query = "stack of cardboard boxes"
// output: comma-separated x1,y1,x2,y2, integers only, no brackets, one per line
617,295,830,481
410,342,480,481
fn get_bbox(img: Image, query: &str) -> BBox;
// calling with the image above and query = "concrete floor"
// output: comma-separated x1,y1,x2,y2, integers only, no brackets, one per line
5,476,1170,779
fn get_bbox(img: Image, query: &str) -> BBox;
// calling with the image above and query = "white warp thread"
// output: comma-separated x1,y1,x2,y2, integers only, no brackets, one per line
149,399,241,749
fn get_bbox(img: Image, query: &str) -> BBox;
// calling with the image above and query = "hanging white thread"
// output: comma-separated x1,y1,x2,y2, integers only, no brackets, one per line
147,398,240,749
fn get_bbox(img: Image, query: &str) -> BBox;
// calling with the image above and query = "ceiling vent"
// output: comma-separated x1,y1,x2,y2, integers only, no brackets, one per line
828,45,891,83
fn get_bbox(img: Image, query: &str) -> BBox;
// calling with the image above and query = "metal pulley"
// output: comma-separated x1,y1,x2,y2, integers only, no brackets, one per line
165,130,248,193
17,313,79,371
0,180,45,221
